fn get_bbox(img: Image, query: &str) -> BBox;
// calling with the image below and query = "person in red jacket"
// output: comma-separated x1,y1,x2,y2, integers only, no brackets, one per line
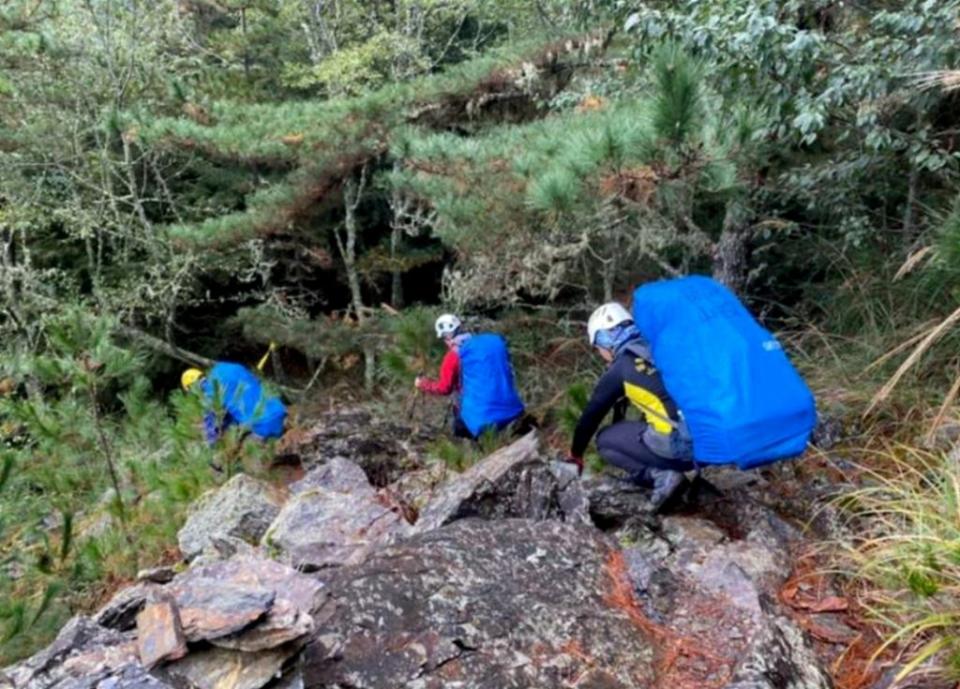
414,313,473,438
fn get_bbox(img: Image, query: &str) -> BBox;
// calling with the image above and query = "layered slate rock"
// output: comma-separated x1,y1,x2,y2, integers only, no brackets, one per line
263,458,412,570
177,474,286,562
303,518,656,689
168,580,274,642
160,646,294,689
4,554,325,689
413,431,589,534
164,554,323,651
2,616,171,689
135,597,187,668
97,583,162,632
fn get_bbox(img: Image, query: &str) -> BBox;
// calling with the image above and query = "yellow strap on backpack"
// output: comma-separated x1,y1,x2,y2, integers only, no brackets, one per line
256,342,277,373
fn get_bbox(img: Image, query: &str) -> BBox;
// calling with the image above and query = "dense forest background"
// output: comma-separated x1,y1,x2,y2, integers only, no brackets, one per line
4,0,960,682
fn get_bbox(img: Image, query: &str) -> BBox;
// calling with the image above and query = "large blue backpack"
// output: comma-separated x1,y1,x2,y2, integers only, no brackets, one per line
205,362,287,439
458,334,525,438
631,276,815,469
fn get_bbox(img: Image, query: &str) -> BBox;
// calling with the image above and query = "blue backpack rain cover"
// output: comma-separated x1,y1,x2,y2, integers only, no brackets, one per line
204,362,287,439
631,276,815,469
458,334,525,438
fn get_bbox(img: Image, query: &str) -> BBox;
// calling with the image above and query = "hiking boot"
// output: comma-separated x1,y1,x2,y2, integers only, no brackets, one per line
649,468,686,513
627,467,654,488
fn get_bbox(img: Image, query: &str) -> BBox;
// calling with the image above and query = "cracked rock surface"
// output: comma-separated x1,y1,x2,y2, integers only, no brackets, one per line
304,518,656,689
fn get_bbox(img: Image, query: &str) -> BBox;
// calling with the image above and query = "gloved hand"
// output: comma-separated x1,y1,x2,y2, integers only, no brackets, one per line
564,454,584,476
414,376,423,391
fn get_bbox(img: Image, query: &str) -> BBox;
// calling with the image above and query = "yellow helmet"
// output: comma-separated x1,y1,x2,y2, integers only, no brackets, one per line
181,368,204,390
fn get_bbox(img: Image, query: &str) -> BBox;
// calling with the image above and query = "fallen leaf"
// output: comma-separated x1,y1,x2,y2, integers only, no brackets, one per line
808,596,849,613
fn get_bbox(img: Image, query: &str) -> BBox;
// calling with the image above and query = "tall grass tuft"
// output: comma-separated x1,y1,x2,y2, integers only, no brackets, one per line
832,445,960,682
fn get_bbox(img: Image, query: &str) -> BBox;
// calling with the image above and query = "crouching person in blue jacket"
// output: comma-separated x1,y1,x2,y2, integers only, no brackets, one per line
181,363,287,445
415,314,525,439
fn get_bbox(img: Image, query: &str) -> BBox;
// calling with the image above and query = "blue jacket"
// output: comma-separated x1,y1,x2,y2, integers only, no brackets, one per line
201,362,286,442
458,334,525,437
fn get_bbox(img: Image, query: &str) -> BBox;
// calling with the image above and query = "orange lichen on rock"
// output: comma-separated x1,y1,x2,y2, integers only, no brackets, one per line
602,549,733,689
602,549,669,639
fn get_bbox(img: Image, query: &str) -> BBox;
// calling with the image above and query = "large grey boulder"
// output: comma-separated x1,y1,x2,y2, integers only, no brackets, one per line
303,518,656,689
263,459,412,570
413,431,589,534
177,474,286,562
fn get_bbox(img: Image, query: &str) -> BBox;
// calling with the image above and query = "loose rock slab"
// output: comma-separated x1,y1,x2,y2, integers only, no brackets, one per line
264,459,411,570
289,456,372,495
177,474,286,562
136,598,187,668
168,580,274,642
413,431,585,534
168,554,323,651
304,518,656,689
160,646,292,689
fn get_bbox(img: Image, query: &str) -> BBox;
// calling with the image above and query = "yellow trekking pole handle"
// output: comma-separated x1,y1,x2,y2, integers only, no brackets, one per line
256,342,277,373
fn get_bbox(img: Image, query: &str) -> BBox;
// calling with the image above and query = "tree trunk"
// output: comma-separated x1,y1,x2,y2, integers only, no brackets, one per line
713,198,751,295
390,224,404,308
336,167,376,390
337,170,367,323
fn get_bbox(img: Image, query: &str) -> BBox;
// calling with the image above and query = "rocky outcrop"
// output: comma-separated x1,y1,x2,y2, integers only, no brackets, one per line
304,518,656,689
177,474,285,562
263,458,413,570
5,555,321,689
275,407,428,487
5,427,838,689
412,431,590,533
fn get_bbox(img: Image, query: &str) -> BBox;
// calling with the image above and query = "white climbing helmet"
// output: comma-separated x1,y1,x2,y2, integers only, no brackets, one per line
435,313,462,339
587,302,633,346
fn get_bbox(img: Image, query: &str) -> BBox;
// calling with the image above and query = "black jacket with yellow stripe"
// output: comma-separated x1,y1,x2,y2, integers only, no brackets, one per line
571,348,682,459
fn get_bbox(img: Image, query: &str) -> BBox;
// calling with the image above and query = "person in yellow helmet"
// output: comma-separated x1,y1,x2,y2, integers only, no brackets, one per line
181,362,286,444
181,368,203,390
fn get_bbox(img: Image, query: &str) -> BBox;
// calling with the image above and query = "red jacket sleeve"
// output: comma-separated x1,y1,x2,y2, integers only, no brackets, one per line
418,350,460,396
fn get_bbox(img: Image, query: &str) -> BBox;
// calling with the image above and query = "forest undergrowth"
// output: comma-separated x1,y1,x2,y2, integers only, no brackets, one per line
786,257,960,686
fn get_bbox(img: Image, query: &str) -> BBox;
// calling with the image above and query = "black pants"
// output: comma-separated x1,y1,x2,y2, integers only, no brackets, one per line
451,412,532,440
596,421,694,475
452,414,473,439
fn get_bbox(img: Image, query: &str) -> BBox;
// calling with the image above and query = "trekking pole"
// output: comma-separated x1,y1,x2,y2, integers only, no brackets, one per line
405,388,422,422
404,388,424,442
256,342,277,373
